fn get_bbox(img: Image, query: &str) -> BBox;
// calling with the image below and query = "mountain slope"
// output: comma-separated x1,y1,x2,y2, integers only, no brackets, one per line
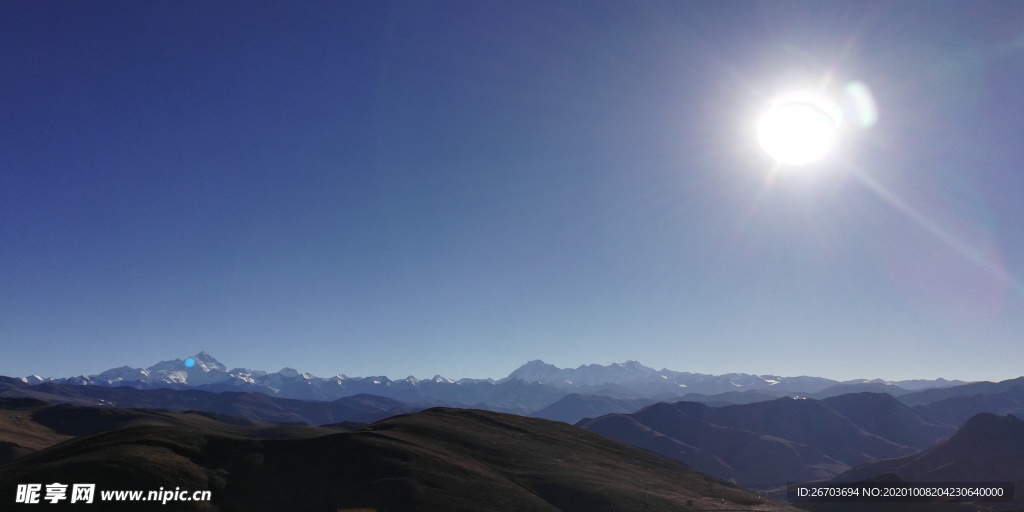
833,413,1024,510
822,392,956,449
0,399,74,465
837,413,1024,483
898,377,1024,406
677,389,791,406
579,401,848,488
530,393,655,423
807,382,910,398
914,384,1024,428
0,406,802,511
578,397,920,488
0,397,344,465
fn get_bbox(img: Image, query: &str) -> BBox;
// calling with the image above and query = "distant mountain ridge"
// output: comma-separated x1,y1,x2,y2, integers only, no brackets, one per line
15,353,970,404
505,359,969,398
42,351,491,393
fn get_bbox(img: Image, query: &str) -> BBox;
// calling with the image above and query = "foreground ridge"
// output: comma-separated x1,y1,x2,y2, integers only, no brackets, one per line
0,403,802,511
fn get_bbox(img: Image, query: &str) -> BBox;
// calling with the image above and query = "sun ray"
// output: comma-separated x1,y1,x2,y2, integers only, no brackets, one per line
843,161,1019,292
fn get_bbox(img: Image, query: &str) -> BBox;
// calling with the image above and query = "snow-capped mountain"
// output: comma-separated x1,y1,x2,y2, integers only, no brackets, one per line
503,359,831,396
17,354,968,410
24,352,551,410
501,360,969,397
506,360,661,386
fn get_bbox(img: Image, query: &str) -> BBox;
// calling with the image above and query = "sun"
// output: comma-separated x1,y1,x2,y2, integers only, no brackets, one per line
757,94,842,167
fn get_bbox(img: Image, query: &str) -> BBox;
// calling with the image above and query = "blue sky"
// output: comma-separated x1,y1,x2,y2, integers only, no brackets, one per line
3,1,1023,382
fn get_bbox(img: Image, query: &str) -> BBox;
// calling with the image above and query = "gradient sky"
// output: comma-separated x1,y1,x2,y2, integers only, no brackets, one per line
3,1,1023,382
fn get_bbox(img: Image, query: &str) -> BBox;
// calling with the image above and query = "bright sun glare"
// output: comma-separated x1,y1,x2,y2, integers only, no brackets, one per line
757,95,841,167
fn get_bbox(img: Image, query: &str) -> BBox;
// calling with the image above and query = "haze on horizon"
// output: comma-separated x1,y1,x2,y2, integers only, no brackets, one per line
3,1,1023,383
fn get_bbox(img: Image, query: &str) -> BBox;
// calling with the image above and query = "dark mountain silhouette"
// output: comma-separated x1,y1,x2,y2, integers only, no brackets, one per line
0,405,803,511
806,382,911,399
578,401,849,488
578,396,920,489
914,385,1024,428
0,398,74,465
672,383,918,407
838,412,1024,481
530,393,656,423
695,398,914,465
832,413,1024,510
677,389,791,406
821,392,956,449
898,377,1024,406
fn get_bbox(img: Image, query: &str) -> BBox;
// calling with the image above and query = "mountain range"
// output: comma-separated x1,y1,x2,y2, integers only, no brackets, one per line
11,353,970,418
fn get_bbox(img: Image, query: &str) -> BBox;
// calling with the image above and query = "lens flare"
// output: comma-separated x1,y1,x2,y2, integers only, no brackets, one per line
843,81,878,128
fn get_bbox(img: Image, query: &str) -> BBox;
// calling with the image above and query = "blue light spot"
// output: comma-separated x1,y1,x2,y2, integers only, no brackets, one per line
184,357,196,368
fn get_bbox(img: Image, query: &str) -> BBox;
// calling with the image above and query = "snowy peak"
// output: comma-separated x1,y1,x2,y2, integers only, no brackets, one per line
506,360,659,386
91,353,235,387
95,366,151,383
277,367,301,379
144,352,227,375
145,357,188,372
505,360,562,382
189,351,227,372
577,360,657,383
503,360,844,396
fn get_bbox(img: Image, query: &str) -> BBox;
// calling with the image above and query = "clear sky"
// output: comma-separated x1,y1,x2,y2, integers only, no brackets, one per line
3,1,1023,382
